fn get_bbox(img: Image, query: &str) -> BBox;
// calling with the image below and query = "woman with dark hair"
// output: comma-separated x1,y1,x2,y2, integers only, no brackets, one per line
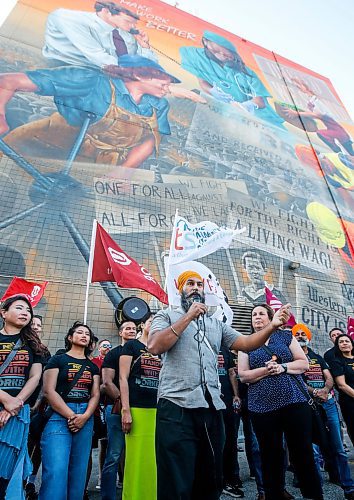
329,334,354,446
119,314,161,499
238,304,323,500
0,294,45,499
39,321,100,500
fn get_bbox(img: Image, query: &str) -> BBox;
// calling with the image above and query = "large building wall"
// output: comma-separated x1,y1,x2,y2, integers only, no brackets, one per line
0,0,353,352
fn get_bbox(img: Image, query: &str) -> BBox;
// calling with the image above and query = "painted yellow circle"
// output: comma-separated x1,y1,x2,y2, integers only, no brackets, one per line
306,202,345,248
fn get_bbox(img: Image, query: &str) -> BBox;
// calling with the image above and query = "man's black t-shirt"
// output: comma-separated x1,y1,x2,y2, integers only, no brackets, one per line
234,354,248,401
330,356,354,406
0,333,43,397
120,339,161,408
28,347,52,407
324,346,337,365
303,348,329,390
45,354,99,403
218,348,235,405
102,345,122,404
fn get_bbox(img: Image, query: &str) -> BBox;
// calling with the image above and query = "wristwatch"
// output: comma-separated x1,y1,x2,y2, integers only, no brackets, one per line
281,363,288,373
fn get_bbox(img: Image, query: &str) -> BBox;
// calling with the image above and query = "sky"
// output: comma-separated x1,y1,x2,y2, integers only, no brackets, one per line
1,0,354,120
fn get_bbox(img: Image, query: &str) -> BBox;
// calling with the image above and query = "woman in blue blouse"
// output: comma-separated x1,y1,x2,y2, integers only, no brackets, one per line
238,304,323,500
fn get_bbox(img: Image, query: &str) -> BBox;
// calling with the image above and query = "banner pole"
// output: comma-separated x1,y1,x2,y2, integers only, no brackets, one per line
83,219,97,323
164,208,178,292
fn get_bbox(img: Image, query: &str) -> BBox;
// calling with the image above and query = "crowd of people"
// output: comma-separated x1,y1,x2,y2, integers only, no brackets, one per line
0,275,353,500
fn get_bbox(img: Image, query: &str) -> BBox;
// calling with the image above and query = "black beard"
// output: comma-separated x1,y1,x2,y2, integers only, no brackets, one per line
180,291,205,312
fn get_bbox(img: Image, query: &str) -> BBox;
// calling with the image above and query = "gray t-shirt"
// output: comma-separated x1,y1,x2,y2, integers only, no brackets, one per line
150,307,241,410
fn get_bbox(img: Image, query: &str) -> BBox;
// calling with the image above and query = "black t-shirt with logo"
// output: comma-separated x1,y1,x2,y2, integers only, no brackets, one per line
330,356,354,407
302,348,329,390
0,333,43,397
120,340,161,409
218,348,235,405
45,354,99,403
102,345,122,404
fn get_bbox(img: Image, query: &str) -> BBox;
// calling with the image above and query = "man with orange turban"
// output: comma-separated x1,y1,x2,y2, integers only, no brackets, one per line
148,270,292,500
293,324,354,496
292,323,312,342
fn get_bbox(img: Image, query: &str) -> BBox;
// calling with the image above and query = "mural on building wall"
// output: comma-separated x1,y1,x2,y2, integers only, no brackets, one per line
0,0,353,349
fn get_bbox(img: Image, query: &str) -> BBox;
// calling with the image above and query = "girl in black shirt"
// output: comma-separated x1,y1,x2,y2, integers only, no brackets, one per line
330,334,354,446
0,294,46,499
39,321,100,500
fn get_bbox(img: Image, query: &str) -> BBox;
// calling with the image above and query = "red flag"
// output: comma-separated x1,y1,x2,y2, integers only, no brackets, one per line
90,222,168,304
265,286,296,327
347,317,354,340
0,277,48,307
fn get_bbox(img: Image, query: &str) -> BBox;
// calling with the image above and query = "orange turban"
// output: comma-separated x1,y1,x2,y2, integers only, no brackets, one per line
292,323,312,341
177,271,203,292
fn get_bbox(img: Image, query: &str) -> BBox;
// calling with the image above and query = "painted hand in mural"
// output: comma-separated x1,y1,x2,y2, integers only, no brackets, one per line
134,30,151,49
168,85,207,103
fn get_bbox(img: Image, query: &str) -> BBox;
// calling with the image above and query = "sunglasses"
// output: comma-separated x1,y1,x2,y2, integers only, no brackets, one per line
101,343,112,348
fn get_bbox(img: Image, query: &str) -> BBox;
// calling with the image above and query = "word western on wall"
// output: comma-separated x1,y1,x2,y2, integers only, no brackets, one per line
296,277,349,347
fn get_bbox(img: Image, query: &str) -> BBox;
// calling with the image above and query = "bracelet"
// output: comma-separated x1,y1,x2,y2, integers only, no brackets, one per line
170,325,180,338
313,389,318,397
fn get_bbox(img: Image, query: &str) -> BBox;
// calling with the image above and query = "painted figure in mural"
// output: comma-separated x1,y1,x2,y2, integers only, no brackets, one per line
276,104,354,155
291,77,337,115
241,251,287,305
295,145,354,191
180,31,285,128
0,56,182,169
43,2,157,68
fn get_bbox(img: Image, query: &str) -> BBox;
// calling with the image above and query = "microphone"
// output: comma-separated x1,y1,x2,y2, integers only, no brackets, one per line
192,295,202,303
192,295,204,332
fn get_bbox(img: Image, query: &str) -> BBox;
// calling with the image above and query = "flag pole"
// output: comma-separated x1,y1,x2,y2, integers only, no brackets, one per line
164,208,178,292
84,219,97,323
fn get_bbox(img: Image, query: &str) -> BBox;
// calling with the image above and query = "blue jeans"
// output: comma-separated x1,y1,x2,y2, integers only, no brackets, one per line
323,398,354,493
39,402,93,500
235,408,264,494
313,444,324,486
100,405,125,500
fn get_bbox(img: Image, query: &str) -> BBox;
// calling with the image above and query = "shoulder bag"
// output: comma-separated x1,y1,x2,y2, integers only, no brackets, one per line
0,338,23,376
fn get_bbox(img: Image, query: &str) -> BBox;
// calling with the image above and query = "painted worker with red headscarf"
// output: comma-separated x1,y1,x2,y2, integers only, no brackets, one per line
148,270,292,500
295,144,354,191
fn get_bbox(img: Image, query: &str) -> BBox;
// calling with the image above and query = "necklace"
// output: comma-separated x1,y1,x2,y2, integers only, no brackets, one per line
206,57,256,98
0,327,20,336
